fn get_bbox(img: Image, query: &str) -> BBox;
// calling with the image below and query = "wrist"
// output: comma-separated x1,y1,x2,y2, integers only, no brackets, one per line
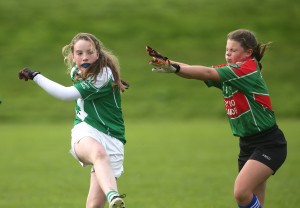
171,64,180,73
30,71,40,80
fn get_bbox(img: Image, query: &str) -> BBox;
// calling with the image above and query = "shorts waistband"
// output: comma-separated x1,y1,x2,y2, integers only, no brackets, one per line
240,125,278,141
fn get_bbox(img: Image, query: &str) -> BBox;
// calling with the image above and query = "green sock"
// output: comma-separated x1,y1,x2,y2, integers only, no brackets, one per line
106,190,119,203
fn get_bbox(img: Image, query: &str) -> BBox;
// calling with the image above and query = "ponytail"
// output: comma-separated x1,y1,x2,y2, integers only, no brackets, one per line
252,42,271,70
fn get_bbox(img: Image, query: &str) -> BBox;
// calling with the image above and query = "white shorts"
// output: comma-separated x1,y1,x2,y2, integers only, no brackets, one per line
70,122,124,178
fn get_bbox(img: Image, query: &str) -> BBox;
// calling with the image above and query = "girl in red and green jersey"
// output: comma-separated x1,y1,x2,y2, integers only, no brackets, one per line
147,29,287,208
206,58,275,138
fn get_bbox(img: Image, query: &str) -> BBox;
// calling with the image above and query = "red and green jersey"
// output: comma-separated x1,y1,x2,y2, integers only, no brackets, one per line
71,66,126,143
205,57,276,137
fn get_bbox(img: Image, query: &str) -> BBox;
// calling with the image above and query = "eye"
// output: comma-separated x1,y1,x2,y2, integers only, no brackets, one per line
227,48,237,53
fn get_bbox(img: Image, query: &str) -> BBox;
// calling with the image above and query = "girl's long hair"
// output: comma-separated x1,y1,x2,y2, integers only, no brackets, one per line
62,33,128,91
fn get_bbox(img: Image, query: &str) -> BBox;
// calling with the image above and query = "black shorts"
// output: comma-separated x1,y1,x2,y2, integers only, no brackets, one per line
238,125,287,174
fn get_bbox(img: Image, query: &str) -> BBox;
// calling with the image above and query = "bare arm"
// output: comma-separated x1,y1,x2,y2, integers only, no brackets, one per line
146,46,220,81
171,61,220,81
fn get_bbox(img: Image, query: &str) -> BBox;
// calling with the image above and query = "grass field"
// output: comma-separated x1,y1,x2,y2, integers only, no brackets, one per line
1,119,299,207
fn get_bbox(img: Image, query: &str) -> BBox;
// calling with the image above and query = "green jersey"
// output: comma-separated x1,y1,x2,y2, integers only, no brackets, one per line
205,58,276,137
71,66,126,144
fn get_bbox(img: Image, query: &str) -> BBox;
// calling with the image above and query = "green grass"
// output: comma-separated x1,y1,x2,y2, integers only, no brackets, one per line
1,119,299,207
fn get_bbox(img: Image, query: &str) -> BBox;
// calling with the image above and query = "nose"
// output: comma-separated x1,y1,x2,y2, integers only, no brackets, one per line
82,52,89,61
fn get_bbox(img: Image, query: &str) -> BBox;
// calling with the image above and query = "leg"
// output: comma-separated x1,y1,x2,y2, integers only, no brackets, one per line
74,136,118,195
86,171,106,208
253,181,266,207
234,159,273,207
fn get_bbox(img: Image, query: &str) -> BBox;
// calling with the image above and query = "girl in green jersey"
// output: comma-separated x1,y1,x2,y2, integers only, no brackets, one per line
146,29,287,208
19,33,128,208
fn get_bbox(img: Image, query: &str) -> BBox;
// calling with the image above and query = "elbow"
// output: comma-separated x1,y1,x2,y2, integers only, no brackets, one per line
205,69,220,81
54,94,75,101
59,96,75,101
59,97,71,101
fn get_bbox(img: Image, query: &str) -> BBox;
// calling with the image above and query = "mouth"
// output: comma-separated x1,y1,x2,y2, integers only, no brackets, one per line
81,63,91,68
226,59,232,64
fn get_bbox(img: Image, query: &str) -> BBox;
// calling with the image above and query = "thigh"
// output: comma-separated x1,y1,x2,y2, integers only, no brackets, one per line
71,122,125,177
238,129,287,174
250,139,287,174
74,136,108,165
235,159,273,192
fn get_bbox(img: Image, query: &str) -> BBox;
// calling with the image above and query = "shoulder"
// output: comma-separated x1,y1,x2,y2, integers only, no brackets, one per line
70,66,78,80
229,58,258,77
73,66,114,89
92,67,114,88
236,58,257,69
213,63,228,68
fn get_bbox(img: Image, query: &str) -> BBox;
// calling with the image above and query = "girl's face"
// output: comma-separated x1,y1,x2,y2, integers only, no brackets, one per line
225,39,252,65
72,39,99,70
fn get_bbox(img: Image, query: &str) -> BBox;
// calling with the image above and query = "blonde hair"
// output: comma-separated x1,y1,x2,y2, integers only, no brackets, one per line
227,29,271,69
62,33,128,91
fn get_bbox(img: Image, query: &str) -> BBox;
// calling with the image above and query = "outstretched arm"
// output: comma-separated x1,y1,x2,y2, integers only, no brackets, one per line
146,46,220,81
34,74,81,100
19,68,81,101
171,61,220,81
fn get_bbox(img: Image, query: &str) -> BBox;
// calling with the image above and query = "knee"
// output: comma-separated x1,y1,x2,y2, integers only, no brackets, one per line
92,148,109,162
234,186,252,205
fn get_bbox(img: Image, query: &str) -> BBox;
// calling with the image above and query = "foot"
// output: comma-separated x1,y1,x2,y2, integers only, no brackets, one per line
109,194,126,208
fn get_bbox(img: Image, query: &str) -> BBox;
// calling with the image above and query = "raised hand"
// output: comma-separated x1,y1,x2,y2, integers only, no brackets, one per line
18,68,40,81
146,46,180,73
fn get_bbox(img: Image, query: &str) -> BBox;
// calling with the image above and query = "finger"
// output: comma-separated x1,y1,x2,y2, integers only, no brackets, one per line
150,49,160,58
19,71,29,81
146,45,155,54
152,68,159,72
149,58,165,64
19,76,28,81
121,80,129,89
146,46,153,56
152,68,165,73
146,46,162,58
18,72,23,79
146,45,152,52
18,71,26,80
149,61,162,68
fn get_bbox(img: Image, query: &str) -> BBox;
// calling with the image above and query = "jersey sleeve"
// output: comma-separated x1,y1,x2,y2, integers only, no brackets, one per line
204,80,222,89
204,64,227,89
34,74,81,100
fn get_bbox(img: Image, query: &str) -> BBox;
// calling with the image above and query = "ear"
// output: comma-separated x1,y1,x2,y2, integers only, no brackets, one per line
246,49,253,57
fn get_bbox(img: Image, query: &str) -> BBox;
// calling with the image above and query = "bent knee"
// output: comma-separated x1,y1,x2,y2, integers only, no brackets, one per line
91,148,110,163
234,189,253,205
